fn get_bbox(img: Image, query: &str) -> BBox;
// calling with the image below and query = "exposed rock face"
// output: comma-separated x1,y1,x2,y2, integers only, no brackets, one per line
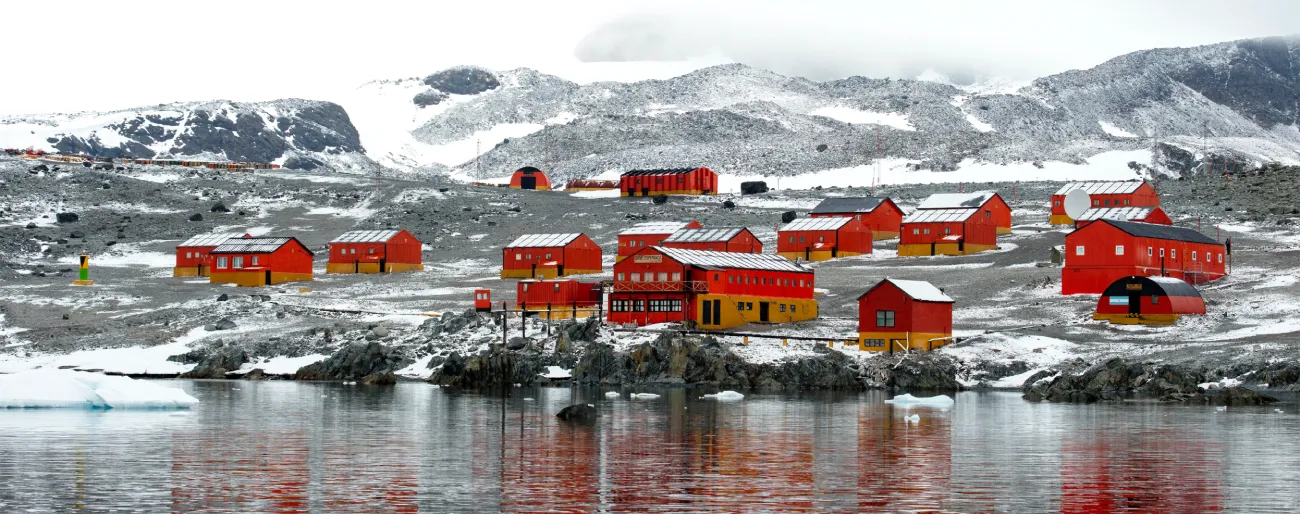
179,345,249,379
557,404,598,424
1020,358,1278,404
413,89,449,107
294,342,413,380
422,66,501,95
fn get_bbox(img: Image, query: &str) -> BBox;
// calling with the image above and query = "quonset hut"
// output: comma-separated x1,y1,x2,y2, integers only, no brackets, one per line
857,278,954,352
809,197,905,240
1062,219,1226,295
1093,276,1206,325
619,167,718,197
509,167,551,190
209,237,313,287
1051,181,1159,225
326,229,423,274
174,233,240,277
661,227,762,254
501,233,603,279
616,221,702,263
916,191,1012,234
898,208,998,256
776,217,873,262
609,246,816,329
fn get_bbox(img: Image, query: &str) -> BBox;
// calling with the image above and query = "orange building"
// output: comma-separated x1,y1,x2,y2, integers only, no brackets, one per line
857,278,954,351
809,197,905,240
776,217,873,261
326,229,423,274
174,233,240,277
501,233,603,279
915,191,1012,234
209,237,314,287
509,166,552,190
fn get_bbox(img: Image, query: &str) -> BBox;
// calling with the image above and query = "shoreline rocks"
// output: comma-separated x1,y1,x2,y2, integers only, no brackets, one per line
1022,358,1279,405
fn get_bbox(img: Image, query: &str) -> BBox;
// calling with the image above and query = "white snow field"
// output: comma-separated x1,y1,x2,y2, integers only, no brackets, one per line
0,369,198,409
810,106,916,131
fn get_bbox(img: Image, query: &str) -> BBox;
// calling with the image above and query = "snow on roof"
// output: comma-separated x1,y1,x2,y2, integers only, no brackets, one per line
1076,207,1155,222
1054,181,1145,196
506,233,582,248
653,246,811,273
620,221,692,236
781,217,851,232
903,208,977,223
885,279,954,303
663,227,746,243
178,233,239,248
916,191,997,209
211,237,298,254
331,229,400,243
810,197,886,214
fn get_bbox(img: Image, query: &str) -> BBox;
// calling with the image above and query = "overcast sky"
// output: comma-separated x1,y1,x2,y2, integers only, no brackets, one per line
2,0,1297,115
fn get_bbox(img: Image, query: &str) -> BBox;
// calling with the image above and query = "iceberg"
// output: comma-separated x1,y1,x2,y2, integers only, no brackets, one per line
0,369,199,409
702,391,745,401
604,391,620,398
540,366,572,379
884,393,954,408
630,393,660,399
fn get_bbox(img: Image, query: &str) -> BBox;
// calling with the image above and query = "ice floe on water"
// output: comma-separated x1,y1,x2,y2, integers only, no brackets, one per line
0,370,198,409
604,391,620,398
884,393,954,408
630,393,660,400
702,391,745,400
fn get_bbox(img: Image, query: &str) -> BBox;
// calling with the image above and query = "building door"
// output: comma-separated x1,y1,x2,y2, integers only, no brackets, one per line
711,299,721,326
379,258,387,273
641,187,649,196
831,246,838,258
759,302,770,322
521,176,536,189
264,270,272,286
355,260,360,273
1128,295,1141,316
531,264,537,278
557,264,564,276
930,242,936,256
702,300,713,327
958,239,965,253
804,248,810,261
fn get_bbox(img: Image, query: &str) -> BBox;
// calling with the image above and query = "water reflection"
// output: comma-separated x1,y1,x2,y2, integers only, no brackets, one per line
0,383,1298,512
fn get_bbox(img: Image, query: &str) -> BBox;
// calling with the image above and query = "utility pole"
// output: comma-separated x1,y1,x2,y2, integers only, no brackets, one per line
476,139,481,175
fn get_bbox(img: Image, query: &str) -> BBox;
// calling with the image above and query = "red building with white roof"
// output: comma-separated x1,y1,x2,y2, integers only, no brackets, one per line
809,197,905,240
776,217,872,261
608,246,816,329
916,191,1012,234
898,208,998,256
174,233,240,277
857,278,954,352
1074,206,1172,227
209,237,314,287
616,220,702,262
501,233,603,279
1062,219,1226,295
516,279,603,320
660,227,762,254
1051,181,1159,225
326,229,423,274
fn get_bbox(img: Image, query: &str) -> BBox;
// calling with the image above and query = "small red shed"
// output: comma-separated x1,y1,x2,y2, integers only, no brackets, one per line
898,209,998,256
661,227,762,254
857,278,955,352
1062,219,1227,295
174,232,241,277
326,229,423,274
916,191,1012,234
509,166,552,190
1051,181,1159,225
617,220,703,262
502,233,603,279
620,167,718,197
209,237,314,287
1074,207,1172,227
776,217,872,261
517,280,603,319
809,197,905,240
474,289,492,312
1093,276,1205,325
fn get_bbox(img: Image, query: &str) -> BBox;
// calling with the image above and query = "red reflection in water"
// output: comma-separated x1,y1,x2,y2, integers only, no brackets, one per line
1060,431,1224,513
169,430,310,513
856,402,953,511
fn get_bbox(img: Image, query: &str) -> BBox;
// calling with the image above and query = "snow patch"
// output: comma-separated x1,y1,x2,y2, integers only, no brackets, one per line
811,107,916,131
541,366,572,379
0,370,197,409
1099,121,1139,138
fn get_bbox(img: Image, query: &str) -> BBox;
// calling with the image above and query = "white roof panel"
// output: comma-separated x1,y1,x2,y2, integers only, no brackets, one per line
663,227,746,243
211,237,295,254
178,233,240,248
620,222,692,236
1053,181,1145,196
331,229,401,243
653,246,810,273
887,279,954,303
1076,207,1154,222
916,191,997,210
781,217,851,232
506,233,582,248
903,208,977,223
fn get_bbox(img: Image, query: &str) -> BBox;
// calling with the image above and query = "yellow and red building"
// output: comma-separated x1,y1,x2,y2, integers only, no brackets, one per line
857,278,954,352
776,217,873,261
326,229,423,274
209,237,313,287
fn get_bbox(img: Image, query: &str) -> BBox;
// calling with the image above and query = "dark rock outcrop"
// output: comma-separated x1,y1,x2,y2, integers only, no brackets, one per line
56,212,79,223
413,89,449,107
294,341,413,380
740,181,769,195
780,211,797,224
422,66,501,95
557,403,598,424
179,345,249,379
1023,358,1217,403
210,202,229,213
361,371,398,385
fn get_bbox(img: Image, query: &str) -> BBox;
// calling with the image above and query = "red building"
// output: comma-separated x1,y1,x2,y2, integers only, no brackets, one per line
174,233,240,277
1062,219,1226,295
1074,206,1172,227
616,220,702,262
564,179,618,191
1092,275,1206,325
898,209,998,256
619,167,718,197
474,289,492,312
509,166,551,190
857,279,954,352
1051,181,1159,225
326,229,423,274
916,191,1012,234
209,237,314,287
501,233,603,279
661,227,762,254
517,280,602,319
608,246,816,329
809,197,905,240
776,217,873,262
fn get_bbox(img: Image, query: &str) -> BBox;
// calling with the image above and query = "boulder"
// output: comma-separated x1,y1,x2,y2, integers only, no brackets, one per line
188,213,204,222
412,89,449,107
371,325,390,338
1191,386,1278,406
361,371,398,386
243,369,268,381
652,194,668,205
293,341,413,380
179,345,249,379
507,337,528,351
722,200,736,209
69,230,85,239
24,223,35,229
216,294,229,302
556,403,598,424
780,211,797,224
210,202,230,213
31,164,49,172
56,212,79,223
213,318,237,331
740,181,769,195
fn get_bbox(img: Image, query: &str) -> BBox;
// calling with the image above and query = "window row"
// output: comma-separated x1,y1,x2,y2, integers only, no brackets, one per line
1074,245,1224,263
727,274,810,288
786,235,827,243
616,272,682,282
513,252,554,261
335,247,376,255
215,256,260,269
910,228,954,235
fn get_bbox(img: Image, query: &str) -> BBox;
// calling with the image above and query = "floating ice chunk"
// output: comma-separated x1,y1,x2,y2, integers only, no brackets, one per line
604,391,620,398
1275,409,1285,414
702,391,745,401
884,393,955,407
907,414,920,422
524,398,535,402
343,381,357,386
630,393,661,399
540,366,572,379
0,369,198,409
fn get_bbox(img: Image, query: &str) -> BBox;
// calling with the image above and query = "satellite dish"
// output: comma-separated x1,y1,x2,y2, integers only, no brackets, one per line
1063,189,1091,220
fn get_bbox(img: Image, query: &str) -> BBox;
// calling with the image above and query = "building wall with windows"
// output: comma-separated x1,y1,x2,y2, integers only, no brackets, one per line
1062,220,1226,295
856,279,953,352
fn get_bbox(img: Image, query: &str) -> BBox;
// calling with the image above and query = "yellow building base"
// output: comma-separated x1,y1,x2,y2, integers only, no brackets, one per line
210,271,313,287
776,250,867,262
872,231,900,241
1092,313,1180,325
326,262,425,274
73,280,95,286
500,268,603,279
997,226,1012,235
897,243,998,257
519,307,600,320
696,294,818,330
1048,214,1074,225
172,267,209,278
621,189,717,197
857,331,952,352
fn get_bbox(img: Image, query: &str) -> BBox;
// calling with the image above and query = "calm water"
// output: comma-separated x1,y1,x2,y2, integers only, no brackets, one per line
1,382,1298,513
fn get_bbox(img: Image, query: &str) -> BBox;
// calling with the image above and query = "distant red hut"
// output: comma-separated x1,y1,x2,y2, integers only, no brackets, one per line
661,227,762,254
898,208,998,256
1062,219,1226,295
1074,207,1172,227
1093,276,1205,325
209,237,313,287
474,289,492,312
174,233,241,277
916,191,1012,234
516,279,603,319
809,197,905,240
777,217,872,261
509,166,552,190
619,167,718,197
501,233,603,279
564,179,618,191
1051,181,1159,225
857,278,955,352
617,220,702,262
326,229,423,274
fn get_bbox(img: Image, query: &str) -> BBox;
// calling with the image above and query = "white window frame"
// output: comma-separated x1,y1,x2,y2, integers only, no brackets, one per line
515,253,521,261
217,257,227,269
1075,245,1085,256
251,256,259,266
1115,245,1124,256
232,256,244,269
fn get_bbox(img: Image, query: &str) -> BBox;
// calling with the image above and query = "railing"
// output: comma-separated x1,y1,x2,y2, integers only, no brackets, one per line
612,281,709,293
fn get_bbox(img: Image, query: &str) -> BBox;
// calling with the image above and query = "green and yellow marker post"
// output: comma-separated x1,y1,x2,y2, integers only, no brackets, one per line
73,253,94,286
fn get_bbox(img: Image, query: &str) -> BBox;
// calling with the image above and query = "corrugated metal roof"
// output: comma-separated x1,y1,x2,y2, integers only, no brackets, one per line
331,229,401,243
781,217,851,232
1097,219,1221,245
663,227,746,243
1076,207,1154,222
917,191,997,209
888,279,954,302
902,208,977,223
1054,181,1145,196
652,246,811,273
178,233,239,248
620,222,692,236
621,168,707,177
506,233,582,248
211,237,296,254
810,197,886,214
